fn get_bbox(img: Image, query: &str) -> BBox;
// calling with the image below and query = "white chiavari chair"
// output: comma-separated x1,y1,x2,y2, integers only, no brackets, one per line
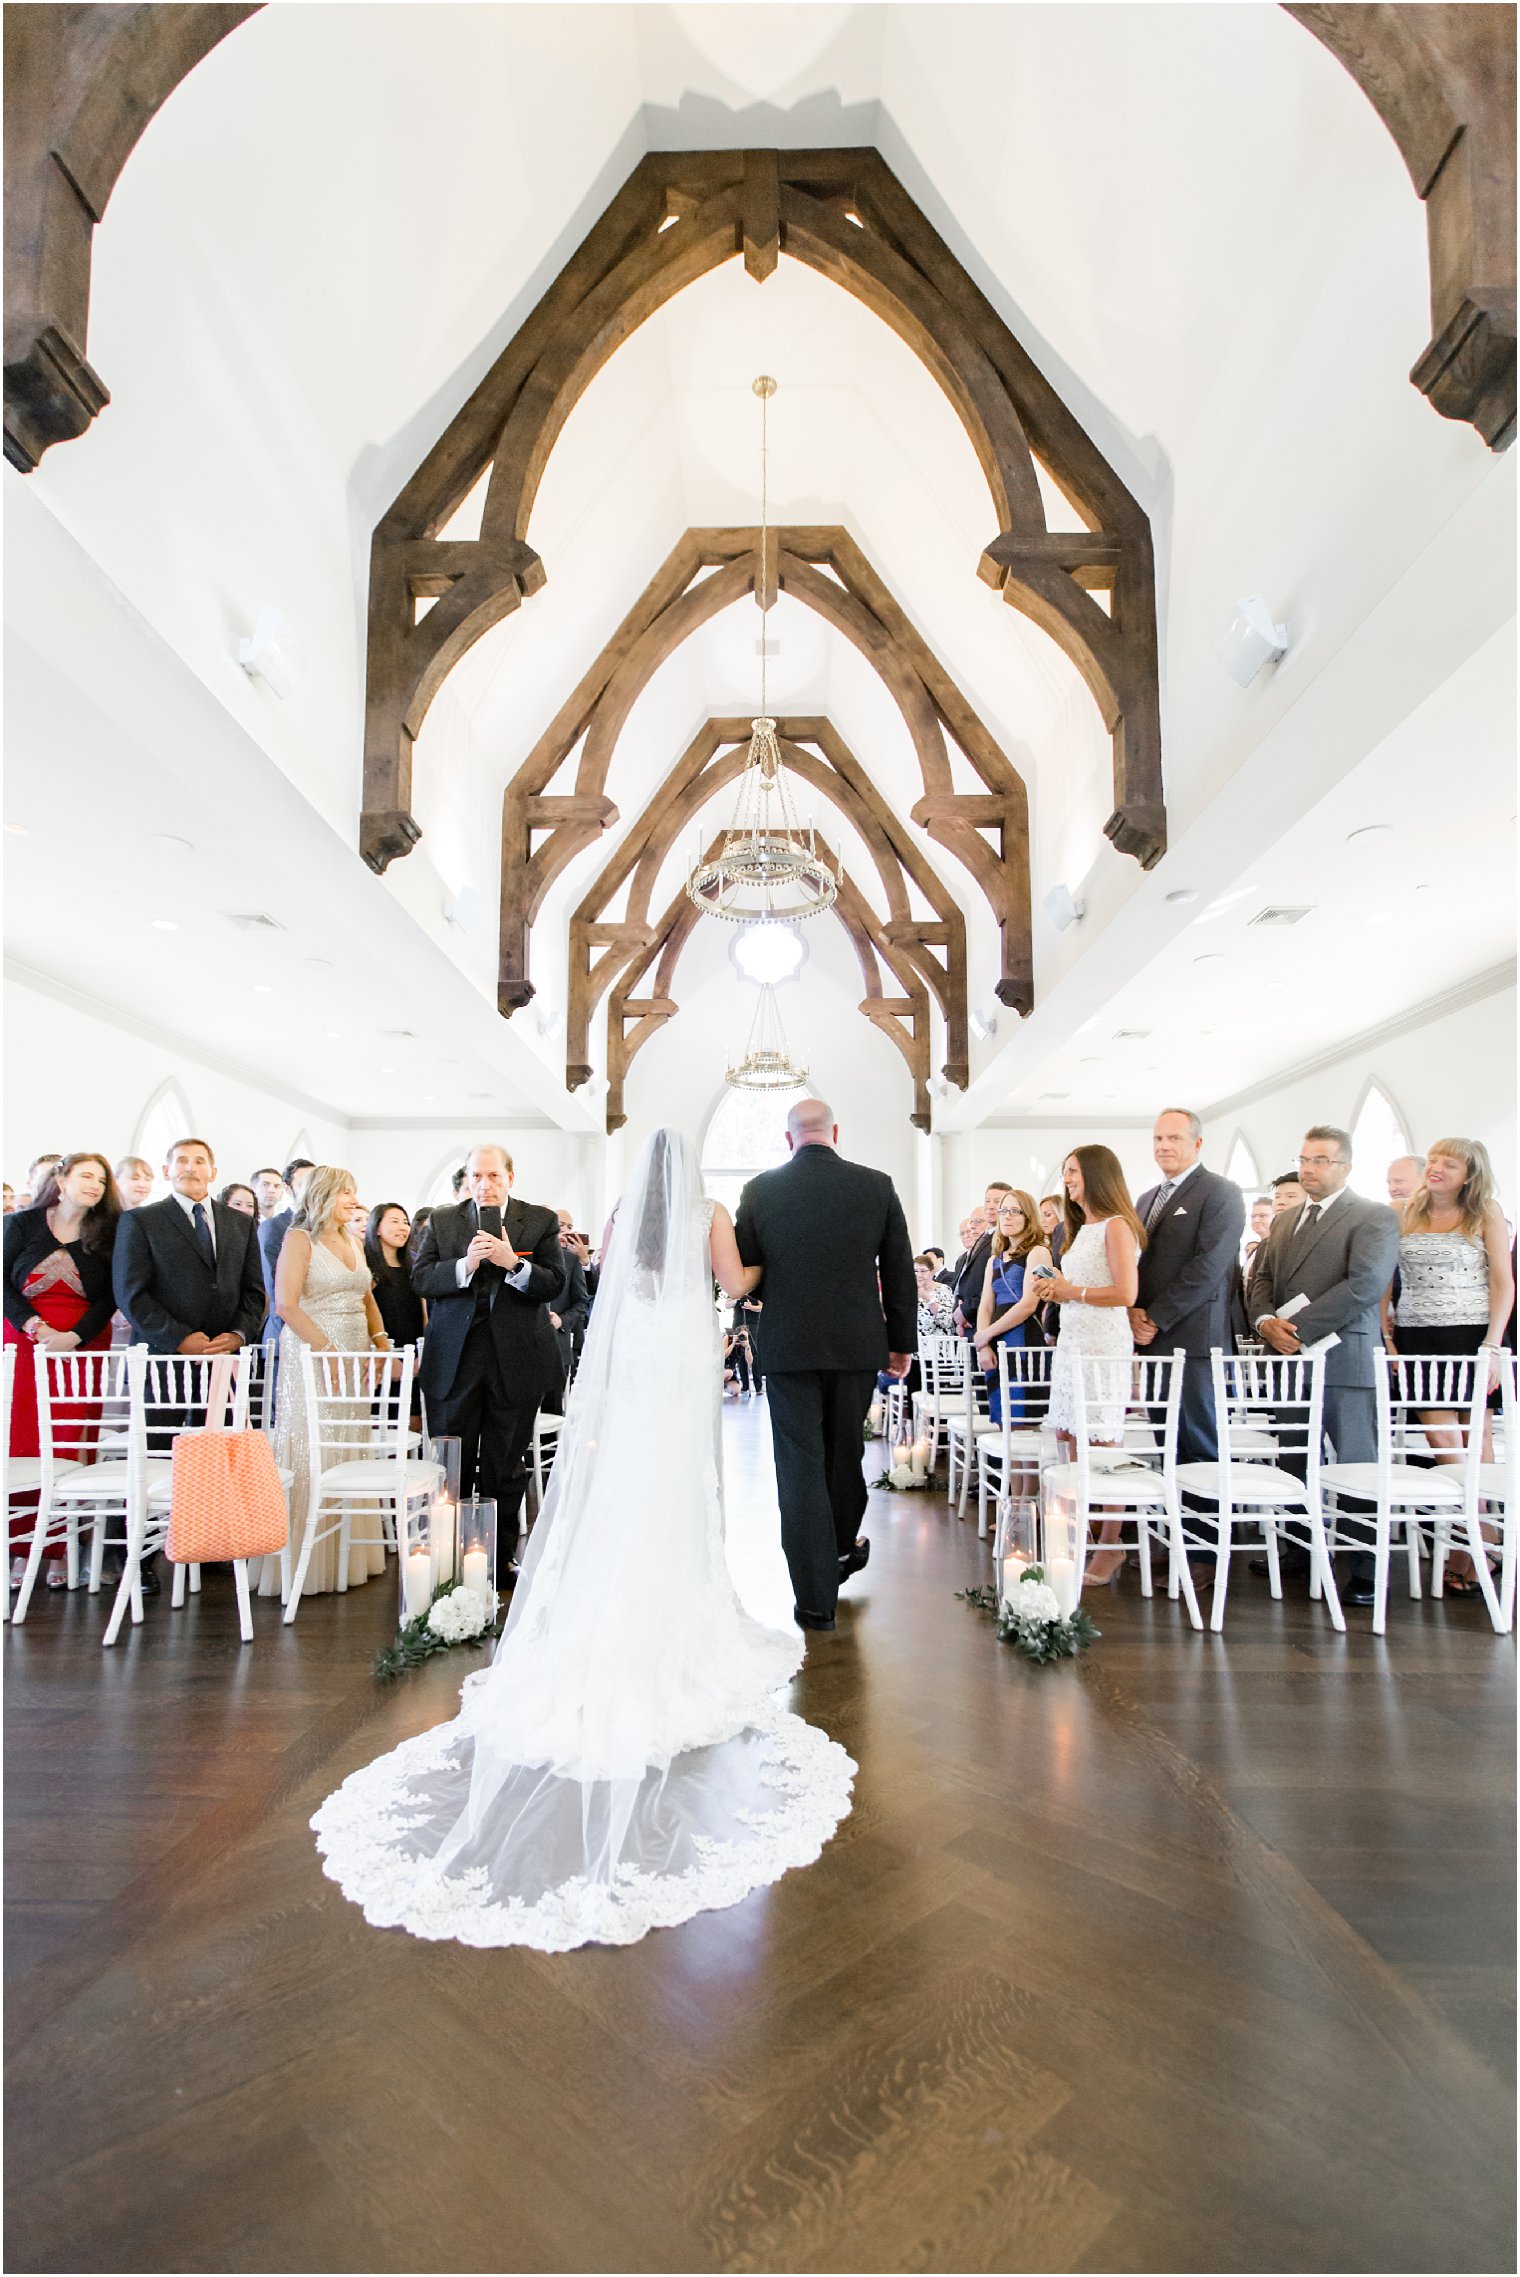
527,1410,563,1520
161,1350,294,1642
980,1343,1055,1544
102,1351,249,1644
1485,1350,1516,1629
911,1335,968,1476
1320,1351,1508,1636
1172,1346,1339,1633
283,1348,441,1623
1042,1351,1202,1628
12,1347,151,1626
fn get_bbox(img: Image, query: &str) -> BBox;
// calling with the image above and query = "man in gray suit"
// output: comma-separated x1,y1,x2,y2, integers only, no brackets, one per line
1248,1123,1400,1605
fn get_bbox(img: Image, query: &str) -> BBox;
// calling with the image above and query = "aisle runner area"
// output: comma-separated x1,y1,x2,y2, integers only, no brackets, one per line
4,1399,1514,2275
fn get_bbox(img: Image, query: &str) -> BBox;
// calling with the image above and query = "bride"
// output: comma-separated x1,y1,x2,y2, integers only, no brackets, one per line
312,1127,855,1951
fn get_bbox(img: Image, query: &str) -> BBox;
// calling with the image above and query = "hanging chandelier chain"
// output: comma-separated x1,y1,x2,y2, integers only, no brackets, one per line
757,374,770,719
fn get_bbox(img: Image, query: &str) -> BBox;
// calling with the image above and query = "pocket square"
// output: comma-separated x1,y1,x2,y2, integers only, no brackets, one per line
1172,1206,1189,1217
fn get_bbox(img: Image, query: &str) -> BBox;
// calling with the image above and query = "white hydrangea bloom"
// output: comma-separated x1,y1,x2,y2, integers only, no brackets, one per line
1012,1580,1062,1626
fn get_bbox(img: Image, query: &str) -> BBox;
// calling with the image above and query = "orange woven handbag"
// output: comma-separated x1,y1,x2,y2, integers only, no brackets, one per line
166,1430,288,1564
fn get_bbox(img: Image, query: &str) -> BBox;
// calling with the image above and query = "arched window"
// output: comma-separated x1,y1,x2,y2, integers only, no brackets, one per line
133,1081,195,1191
700,1086,803,1218
1349,1082,1411,1199
1225,1132,1260,1193
426,1149,470,1208
284,1129,316,1173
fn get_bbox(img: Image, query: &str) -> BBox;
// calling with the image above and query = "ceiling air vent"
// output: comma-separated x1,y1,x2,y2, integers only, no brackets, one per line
226,911,285,931
1249,905,1312,929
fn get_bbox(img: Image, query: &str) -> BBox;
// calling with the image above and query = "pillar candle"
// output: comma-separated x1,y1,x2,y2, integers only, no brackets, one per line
1047,1556,1078,1620
461,1546,490,1599
404,1547,432,1621
1001,1554,1029,1602
431,1496,458,1588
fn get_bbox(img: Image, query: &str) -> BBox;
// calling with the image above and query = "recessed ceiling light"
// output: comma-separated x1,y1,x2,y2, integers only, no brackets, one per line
1346,825,1394,844
1165,888,1199,905
1365,911,1395,926
150,833,194,856
324,1030,342,1039
421,1093,436,1102
379,1065,395,1074
5,822,29,837
151,919,178,931
253,984,273,994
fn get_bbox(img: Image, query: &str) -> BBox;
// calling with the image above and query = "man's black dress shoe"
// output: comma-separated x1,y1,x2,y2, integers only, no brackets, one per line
839,1538,870,1579
793,1606,836,1632
1341,1570,1376,1608
138,1559,161,1597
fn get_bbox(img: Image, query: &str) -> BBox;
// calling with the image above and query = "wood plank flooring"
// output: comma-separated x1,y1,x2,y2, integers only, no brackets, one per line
6,1401,1514,2274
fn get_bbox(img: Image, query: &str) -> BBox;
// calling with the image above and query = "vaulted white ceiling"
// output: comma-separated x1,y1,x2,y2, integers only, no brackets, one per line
7,1,1513,1137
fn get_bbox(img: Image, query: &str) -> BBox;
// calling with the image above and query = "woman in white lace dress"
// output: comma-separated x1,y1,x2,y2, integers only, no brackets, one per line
1041,1146,1145,1587
312,1127,855,1952
260,1167,394,1598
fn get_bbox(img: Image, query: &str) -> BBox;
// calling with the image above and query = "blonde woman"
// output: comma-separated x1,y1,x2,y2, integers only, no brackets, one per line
263,1167,393,1597
1385,1138,1514,1594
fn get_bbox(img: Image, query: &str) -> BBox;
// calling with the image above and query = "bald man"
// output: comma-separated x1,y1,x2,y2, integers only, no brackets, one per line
734,1098,917,1630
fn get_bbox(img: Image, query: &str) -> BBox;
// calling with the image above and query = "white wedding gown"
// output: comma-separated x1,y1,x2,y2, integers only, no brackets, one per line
311,1128,855,1950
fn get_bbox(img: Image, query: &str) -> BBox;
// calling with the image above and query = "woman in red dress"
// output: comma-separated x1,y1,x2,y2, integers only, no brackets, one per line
4,1153,122,1588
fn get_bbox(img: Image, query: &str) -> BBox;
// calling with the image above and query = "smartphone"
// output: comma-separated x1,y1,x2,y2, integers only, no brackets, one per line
478,1203,504,1240
1029,1263,1056,1280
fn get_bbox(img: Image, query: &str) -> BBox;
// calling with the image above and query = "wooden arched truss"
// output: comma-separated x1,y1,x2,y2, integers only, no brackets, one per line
569,714,970,1122
605,843,935,1136
498,524,1029,1020
360,147,1165,880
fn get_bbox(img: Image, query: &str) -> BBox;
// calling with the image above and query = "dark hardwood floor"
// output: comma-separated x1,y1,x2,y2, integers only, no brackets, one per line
6,1402,1514,2274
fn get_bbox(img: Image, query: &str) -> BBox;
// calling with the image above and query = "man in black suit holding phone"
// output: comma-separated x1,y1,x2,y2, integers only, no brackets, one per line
410,1144,564,1571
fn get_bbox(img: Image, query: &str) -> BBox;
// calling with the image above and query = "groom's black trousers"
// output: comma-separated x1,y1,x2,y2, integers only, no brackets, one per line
764,1369,877,1618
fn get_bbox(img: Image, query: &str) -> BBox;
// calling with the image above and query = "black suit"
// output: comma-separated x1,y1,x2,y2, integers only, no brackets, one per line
114,1196,267,1355
547,1247,590,1407
257,1209,292,1337
410,1197,565,1549
952,1233,993,1338
1134,1165,1246,1464
735,1147,917,1620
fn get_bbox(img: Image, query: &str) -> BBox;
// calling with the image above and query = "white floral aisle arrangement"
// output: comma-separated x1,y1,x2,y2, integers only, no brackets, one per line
873,1434,934,1489
956,1563,1101,1665
374,1576,503,1680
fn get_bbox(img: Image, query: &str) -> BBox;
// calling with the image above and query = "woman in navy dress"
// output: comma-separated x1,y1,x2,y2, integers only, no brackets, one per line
973,1190,1050,1423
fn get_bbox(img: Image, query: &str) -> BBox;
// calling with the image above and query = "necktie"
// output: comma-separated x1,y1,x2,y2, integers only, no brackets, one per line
191,1201,215,1265
1145,1181,1174,1231
1299,1202,1321,1237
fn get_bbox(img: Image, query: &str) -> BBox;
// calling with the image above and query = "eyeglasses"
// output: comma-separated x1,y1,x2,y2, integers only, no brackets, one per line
1297,1153,1345,1169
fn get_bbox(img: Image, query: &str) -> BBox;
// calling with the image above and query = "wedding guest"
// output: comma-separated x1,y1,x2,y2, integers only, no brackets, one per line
219,1182,258,1218
114,1156,155,1210
917,1256,955,1337
1244,1172,1308,1322
953,1183,1011,1334
1248,1126,1400,1606
731,1294,765,1394
450,1165,468,1198
1387,1154,1425,1207
251,1167,287,1221
1130,1108,1245,1467
258,1157,315,1332
923,1245,953,1288
1037,1195,1065,1247
364,1203,426,1349
1245,1196,1275,1259
410,1145,565,1572
973,1193,1050,1423
1041,1147,1145,1585
547,1235,590,1403
556,1207,598,1319
2,1185,13,1216
264,1168,393,1598
22,1156,63,1213
1384,1137,1513,1593
408,1205,434,1261
5,1154,122,1588
949,1212,983,1284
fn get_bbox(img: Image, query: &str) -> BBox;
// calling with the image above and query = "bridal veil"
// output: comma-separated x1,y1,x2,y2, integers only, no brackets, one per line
312,1126,854,1950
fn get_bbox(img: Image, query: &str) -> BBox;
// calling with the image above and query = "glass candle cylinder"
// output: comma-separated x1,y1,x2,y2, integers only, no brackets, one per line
459,1496,497,1605
1040,1471,1085,1619
1000,1496,1038,1603
401,1503,433,1624
426,1433,462,1504
910,1434,932,1479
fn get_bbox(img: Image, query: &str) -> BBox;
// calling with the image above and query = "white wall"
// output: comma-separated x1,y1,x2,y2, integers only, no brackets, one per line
1201,979,1517,1207
3,971,594,1223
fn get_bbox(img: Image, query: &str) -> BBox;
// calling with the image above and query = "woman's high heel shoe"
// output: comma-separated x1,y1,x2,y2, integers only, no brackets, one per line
1082,1554,1125,1588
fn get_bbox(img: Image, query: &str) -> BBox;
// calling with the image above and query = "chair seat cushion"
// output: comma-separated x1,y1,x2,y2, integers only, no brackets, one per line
1044,1460,1166,1505
1174,1462,1307,1506
6,1458,60,1493
1320,1462,1465,1503
1477,1464,1511,1497
56,1460,173,1500
316,1457,444,1492
1230,1429,1279,1455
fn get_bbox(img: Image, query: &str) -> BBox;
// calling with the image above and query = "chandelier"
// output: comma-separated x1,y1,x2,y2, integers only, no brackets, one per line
725,983,808,1091
687,376,838,925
